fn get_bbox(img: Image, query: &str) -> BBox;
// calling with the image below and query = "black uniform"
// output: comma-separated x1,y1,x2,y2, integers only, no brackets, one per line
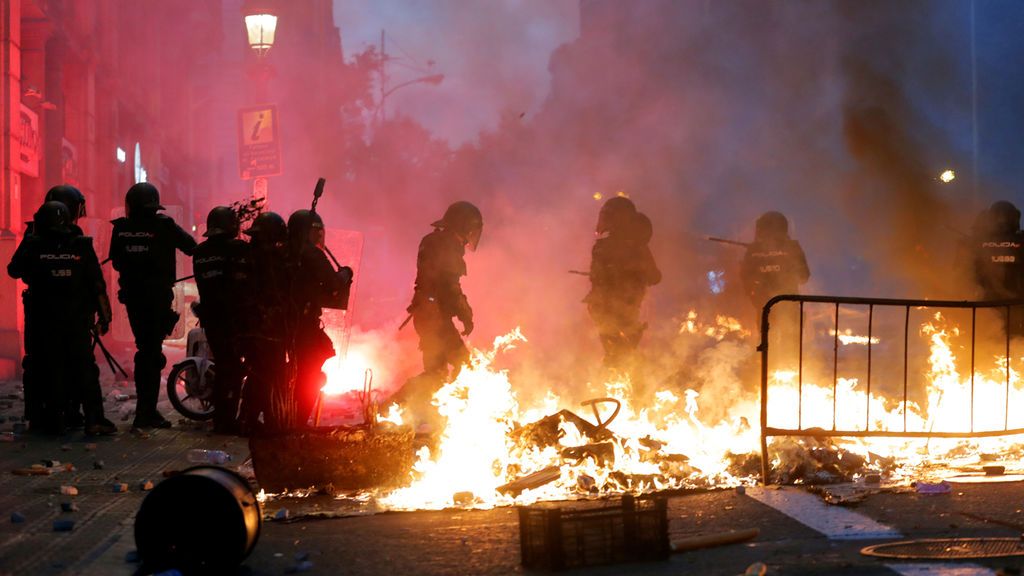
240,212,290,431
289,243,343,427
410,228,473,379
109,213,196,428
8,225,111,434
740,238,810,312
585,216,661,370
193,235,250,432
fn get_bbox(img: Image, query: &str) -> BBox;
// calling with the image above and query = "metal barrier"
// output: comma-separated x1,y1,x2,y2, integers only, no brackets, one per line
759,294,1024,484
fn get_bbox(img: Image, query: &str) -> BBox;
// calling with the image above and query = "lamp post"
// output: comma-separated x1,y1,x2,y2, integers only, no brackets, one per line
375,74,444,125
240,1,280,206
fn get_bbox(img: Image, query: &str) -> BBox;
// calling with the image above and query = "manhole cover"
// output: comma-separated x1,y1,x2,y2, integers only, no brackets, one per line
862,538,1024,559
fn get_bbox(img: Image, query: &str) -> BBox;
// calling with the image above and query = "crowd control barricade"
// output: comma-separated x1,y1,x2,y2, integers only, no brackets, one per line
758,294,1024,484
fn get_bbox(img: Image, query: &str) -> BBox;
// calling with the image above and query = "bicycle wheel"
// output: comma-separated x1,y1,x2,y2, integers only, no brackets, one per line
167,360,216,421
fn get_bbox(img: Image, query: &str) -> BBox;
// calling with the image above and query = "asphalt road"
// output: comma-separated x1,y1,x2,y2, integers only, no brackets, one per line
2,377,1024,576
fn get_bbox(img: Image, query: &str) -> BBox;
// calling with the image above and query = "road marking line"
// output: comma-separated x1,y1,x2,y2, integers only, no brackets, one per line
886,563,997,576
745,486,902,540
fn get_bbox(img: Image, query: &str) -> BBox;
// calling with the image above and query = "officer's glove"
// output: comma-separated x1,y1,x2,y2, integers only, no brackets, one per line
461,317,474,337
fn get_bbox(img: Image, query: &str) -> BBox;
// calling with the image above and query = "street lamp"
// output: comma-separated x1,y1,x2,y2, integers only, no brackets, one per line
376,74,444,124
243,1,278,58
244,13,278,57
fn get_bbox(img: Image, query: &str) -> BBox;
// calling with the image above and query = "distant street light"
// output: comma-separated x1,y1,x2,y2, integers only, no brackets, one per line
376,74,444,124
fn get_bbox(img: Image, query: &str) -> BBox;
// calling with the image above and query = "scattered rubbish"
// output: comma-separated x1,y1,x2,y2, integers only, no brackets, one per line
670,528,760,553
12,467,53,476
125,550,139,563
577,474,597,493
11,512,25,523
498,466,561,497
52,519,75,532
85,443,97,451
984,466,1006,476
60,444,71,452
286,560,314,573
915,481,952,495
452,491,475,506
112,482,129,493
60,485,79,496
275,508,290,521
745,562,768,576
139,480,154,491
93,460,105,470
42,459,61,467
187,449,232,465
60,502,79,513
64,463,76,472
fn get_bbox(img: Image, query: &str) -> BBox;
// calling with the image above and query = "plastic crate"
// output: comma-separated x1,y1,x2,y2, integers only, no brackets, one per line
518,495,669,570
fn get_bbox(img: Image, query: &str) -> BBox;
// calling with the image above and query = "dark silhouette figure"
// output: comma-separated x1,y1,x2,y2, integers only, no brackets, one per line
108,183,196,430
8,201,116,435
398,201,483,425
585,197,661,371
740,211,810,313
287,209,349,427
240,212,290,431
193,206,250,434
972,201,1024,336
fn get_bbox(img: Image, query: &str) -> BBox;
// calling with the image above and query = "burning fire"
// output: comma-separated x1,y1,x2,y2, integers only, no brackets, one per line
265,310,1024,510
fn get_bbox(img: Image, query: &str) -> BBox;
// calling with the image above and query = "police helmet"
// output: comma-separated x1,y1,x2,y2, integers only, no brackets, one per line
432,201,483,250
286,208,321,247
125,182,164,216
989,201,1021,235
203,206,240,238
244,211,287,245
44,185,86,221
755,211,789,241
596,196,637,235
34,201,71,235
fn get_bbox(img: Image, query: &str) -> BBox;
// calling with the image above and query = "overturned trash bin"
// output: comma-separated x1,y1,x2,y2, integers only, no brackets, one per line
135,466,262,574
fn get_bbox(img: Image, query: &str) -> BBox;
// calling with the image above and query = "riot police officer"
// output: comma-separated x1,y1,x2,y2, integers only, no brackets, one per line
287,209,349,428
108,183,196,430
16,185,94,431
740,211,810,312
193,206,249,434
8,202,116,435
973,201,1024,335
585,197,661,371
396,202,482,424
240,212,290,431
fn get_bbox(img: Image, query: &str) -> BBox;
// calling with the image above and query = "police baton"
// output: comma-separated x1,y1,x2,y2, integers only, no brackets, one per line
706,236,750,248
91,328,129,378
